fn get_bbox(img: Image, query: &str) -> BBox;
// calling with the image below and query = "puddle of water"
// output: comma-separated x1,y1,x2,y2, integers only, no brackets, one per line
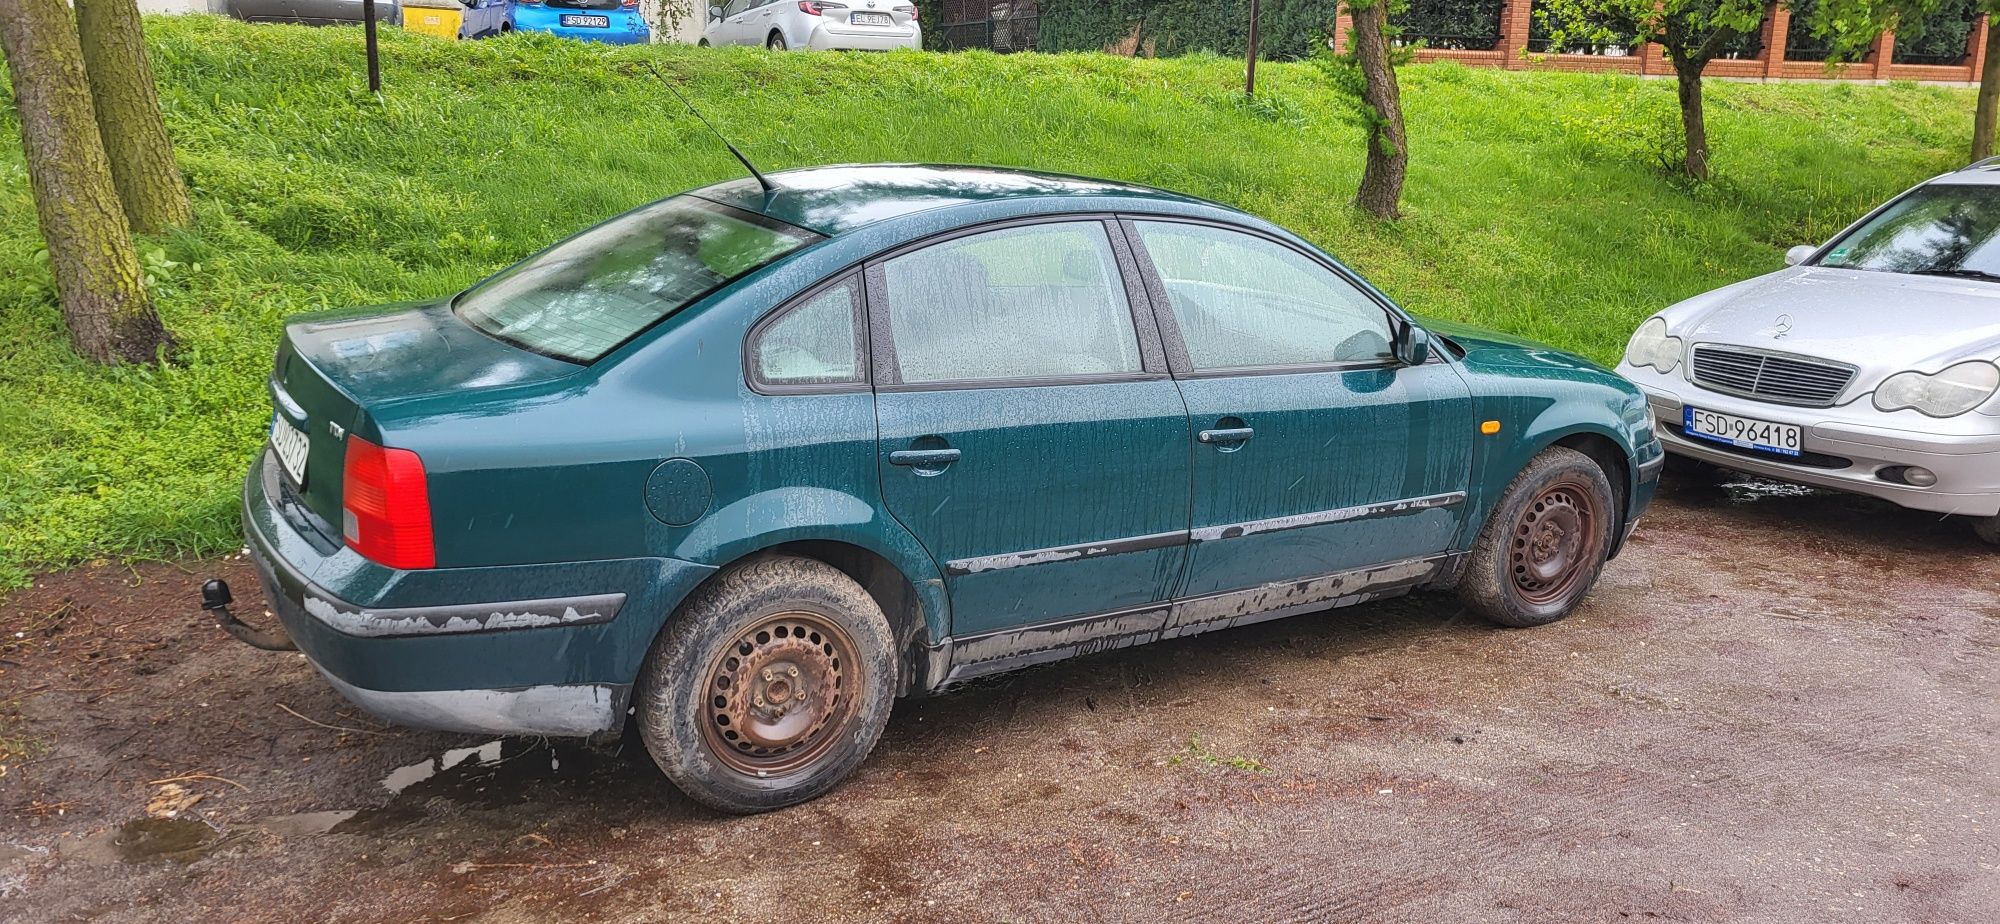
324,738,649,835
1716,478,1821,503
381,739,506,796
0,844,45,864
256,810,359,837
111,816,220,864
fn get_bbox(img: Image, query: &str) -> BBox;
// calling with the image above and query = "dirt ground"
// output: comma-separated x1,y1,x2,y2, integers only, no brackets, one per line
2,469,1995,923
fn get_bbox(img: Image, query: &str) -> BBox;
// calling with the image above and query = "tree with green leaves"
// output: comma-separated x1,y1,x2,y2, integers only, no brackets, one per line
1535,0,1773,181
1319,0,1412,219
0,0,174,363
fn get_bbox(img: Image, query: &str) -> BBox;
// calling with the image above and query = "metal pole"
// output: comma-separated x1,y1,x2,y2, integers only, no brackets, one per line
363,0,381,93
1244,0,1261,96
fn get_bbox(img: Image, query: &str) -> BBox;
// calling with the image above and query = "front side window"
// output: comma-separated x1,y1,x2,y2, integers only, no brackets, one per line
1818,184,2000,278
457,197,817,363
1133,221,1395,371
751,277,863,388
878,222,1144,385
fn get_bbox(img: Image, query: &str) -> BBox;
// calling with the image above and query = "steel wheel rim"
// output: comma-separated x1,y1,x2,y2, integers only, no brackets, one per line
701,611,860,777
1509,478,1602,607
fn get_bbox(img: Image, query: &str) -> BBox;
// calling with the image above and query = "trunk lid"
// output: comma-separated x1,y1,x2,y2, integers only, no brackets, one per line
268,299,582,533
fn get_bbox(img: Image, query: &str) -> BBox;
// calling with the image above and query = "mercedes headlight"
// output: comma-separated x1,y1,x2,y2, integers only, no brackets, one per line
1873,361,2000,417
1623,317,1684,373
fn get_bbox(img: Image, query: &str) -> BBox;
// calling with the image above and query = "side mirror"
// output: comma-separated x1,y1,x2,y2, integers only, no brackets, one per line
709,5,723,18
1784,244,1817,266
1395,324,1432,366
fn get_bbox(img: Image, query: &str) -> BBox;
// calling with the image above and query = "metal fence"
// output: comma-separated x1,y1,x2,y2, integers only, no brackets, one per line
940,7,1042,52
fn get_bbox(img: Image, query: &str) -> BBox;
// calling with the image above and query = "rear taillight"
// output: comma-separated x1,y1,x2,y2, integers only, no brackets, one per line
895,3,915,17
799,1,846,14
620,0,636,7
342,435,435,570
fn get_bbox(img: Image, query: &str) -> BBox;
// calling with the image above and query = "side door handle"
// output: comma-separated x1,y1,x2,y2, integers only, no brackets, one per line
889,448,962,467
1197,427,1255,444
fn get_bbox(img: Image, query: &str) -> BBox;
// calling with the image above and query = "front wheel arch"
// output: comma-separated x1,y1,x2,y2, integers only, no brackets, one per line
1552,431,1631,536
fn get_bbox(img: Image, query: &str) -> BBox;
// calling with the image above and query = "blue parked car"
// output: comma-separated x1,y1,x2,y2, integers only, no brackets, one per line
514,0,649,43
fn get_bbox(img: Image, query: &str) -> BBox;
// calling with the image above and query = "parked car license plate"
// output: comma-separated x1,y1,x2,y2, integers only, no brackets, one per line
851,11,892,24
1684,406,1801,457
271,415,311,486
561,13,609,27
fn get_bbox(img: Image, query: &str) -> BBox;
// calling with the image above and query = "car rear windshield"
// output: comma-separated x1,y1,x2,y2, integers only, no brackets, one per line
1817,184,2000,277
456,197,818,363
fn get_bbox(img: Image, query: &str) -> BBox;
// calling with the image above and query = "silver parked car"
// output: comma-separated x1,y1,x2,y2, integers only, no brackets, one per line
1619,163,2000,544
700,0,920,51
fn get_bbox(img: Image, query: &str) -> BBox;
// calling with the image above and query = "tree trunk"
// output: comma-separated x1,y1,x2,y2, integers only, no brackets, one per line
1675,63,1710,181
0,0,173,364
76,0,192,234
1974,22,2000,162
1349,0,1407,220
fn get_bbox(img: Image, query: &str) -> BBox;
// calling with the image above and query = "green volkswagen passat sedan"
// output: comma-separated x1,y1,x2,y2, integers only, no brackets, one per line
220,165,1662,813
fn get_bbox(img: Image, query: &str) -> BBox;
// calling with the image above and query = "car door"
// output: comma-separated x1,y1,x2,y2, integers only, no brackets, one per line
718,0,756,43
1123,218,1474,598
868,218,1191,638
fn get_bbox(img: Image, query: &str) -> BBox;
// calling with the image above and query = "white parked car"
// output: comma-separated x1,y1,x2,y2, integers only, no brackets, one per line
700,0,919,50
1618,163,2000,544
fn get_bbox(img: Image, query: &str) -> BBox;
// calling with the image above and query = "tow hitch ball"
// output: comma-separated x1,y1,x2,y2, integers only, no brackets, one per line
201,578,298,651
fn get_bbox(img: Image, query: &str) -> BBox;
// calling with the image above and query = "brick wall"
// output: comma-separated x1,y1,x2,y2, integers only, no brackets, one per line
1330,2,1988,84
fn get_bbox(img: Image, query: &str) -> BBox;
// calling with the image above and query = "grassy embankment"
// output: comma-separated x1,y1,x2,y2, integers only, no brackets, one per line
0,15,1975,585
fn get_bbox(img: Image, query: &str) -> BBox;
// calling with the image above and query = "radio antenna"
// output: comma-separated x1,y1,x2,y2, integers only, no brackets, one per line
646,61,774,196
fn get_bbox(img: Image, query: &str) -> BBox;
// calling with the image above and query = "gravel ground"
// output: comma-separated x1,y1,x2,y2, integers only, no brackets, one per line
2,469,1995,923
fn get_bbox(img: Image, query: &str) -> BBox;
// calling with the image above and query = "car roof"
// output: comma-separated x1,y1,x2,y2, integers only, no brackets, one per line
689,164,1234,236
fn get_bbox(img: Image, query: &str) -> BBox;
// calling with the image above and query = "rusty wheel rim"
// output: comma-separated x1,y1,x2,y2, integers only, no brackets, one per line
1509,478,1602,607
701,612,860,777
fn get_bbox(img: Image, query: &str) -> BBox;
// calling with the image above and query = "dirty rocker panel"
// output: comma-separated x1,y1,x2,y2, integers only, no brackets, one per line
943,530,1188,576
928,553,1458,688
940,492,1468,576
1187,491,1466,542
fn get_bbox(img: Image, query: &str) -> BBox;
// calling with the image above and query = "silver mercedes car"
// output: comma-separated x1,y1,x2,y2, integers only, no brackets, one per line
1619,162,2000,545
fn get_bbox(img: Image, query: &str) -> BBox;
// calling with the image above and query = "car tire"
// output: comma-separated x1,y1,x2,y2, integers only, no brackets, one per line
635,555,897,814
1974,515,2000,547
766,30,787,50
1459,446,1618,628
697,38,709,46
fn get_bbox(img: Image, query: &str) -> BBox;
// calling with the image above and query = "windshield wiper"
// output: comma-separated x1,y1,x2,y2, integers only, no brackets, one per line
1910,268,2000,283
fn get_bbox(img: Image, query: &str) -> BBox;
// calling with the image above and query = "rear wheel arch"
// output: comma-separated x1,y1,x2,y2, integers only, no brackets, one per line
767,540,935,692
654,536,942,694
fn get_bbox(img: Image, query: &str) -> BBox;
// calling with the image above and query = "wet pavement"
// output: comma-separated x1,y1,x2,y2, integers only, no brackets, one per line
1,470,1995,922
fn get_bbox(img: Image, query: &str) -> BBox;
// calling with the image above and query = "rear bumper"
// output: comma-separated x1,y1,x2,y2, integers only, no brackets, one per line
241,449,714,737
808,22,919,50
513,9,648,44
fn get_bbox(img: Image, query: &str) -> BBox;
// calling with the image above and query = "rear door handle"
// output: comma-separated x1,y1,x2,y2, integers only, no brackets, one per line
889,448,962,467
1197,427,1255,444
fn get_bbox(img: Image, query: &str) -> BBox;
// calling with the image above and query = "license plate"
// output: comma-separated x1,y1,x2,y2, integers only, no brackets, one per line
851,11,892,24
1684,407,1801,457
271,414,311,487
560,13,609,27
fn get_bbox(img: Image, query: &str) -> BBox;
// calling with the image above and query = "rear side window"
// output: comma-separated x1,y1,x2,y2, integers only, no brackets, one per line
750,277,864,388
1133,221,1394,371
877,221,1143,385
456,197,818,363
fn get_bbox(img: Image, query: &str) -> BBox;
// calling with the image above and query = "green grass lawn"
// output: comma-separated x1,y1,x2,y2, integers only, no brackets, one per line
0,16,1976,586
